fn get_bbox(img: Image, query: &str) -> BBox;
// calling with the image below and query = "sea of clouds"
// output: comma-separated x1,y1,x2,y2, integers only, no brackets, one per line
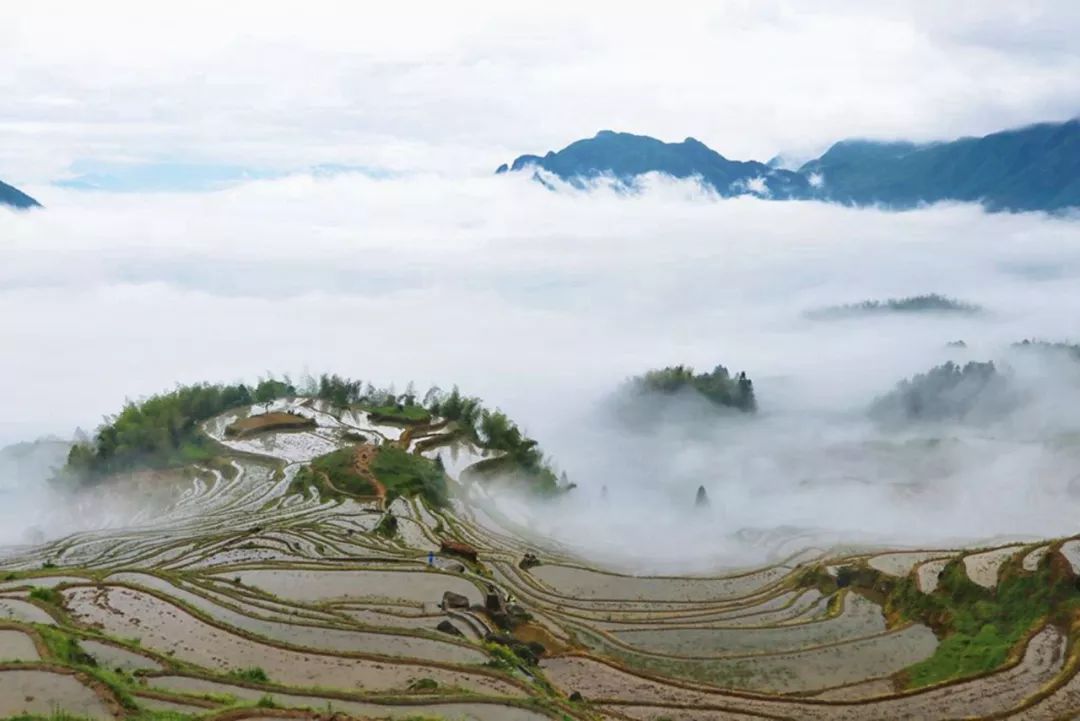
2,172,1080,567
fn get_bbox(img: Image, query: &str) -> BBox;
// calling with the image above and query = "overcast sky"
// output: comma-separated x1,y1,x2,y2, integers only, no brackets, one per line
3,0,1079,186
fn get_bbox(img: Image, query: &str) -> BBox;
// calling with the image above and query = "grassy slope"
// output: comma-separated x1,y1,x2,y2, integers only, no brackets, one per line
371,445,448,507
291,446,374,499
889,553,1078,687
364,403,432,424
290,443,448,509
803,547,1080,689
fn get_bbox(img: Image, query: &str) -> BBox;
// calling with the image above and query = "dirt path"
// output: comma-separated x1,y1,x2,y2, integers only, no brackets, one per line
352,444,387,508
311,443,386,508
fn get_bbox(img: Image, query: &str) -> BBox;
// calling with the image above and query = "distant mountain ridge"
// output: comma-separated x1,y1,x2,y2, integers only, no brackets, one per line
497,119,1080,212
0,179,40,209
499,131,812,200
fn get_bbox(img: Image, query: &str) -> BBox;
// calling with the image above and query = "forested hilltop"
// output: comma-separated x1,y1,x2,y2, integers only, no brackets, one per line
869,361,1016,425
807,294,982,319
62,373,561,494
64,378,296,480
623,364,757,414
1013,339,1080,360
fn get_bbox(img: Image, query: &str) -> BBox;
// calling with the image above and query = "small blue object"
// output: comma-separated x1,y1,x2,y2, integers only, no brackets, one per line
428,551,434,566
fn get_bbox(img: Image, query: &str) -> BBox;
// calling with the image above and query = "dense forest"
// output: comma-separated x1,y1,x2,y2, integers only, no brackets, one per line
64,378,296,482
63,373,562,494
1013,339,1080,360
431,386,562,494
629,364,757,413
869,360,1015,424
807,294,981,319
371,446,449,507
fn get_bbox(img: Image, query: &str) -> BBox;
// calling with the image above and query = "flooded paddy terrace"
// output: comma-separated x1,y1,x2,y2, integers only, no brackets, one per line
2,397,1080,719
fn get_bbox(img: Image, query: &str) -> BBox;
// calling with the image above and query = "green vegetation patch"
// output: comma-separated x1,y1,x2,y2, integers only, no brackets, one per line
407,677,440,692
64,377,295,483
61,371,567,501
293,443,450,506
890,555,1077,687
371,445,448,507
37,627,96,667
869,360,1012,424
309,446,373,496
430,387,565,495
808,294,982,319
365,403,432,424
29,586,62,605
229,666,270,683
291,446,374,500
801,550,1080,689
1014,338,1080,360
375,512,399,538
36,626,142,710
462,408,564,495
629,364,756,413
313,377,565,496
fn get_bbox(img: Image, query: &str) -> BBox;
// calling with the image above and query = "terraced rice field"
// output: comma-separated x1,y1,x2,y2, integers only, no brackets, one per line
3,396,1080,719
868,551,951,577
963,545,1026,588
0,628,40,661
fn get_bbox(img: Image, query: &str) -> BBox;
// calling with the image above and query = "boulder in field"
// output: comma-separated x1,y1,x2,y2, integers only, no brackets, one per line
441,591,470,610
440,539,478,562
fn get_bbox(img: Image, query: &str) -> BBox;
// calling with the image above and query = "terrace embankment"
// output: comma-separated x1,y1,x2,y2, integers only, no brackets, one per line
225,411,318,438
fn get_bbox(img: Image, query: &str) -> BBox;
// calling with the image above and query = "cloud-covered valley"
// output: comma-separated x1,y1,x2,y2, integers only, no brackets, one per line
2,174,1080,566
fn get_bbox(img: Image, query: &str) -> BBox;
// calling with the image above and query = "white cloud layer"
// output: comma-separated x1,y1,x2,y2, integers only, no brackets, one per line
2,176,1080,565
2,0,1079,183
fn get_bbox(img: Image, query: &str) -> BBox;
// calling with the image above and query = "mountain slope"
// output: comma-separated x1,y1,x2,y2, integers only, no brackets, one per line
499,119,1080,212
498,130,810,198
0,179,41,209
801,120,1080,211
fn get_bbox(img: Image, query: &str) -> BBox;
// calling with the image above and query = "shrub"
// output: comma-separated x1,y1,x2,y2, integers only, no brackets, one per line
371,446,448,507
229,666,270,683
256,695,278,708
29,586,61,605
408,677,439,692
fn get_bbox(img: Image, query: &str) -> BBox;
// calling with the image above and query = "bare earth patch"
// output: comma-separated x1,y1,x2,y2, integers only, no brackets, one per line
225,412,317,438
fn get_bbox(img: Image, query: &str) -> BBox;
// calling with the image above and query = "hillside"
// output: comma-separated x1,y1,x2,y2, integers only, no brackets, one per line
626,364,757,413
60,374,564,496
869,360,1018,425
498,130,810,199
498,119,1080,212
801,120,1080,211
807,294,983,319
6,384,1080,718
0,178,40,209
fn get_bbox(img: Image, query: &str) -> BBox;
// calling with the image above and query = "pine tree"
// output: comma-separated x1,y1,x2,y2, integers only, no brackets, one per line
695,485,709,508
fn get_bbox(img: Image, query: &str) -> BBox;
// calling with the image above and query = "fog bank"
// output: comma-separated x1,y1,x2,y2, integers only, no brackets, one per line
2,173,1080,564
